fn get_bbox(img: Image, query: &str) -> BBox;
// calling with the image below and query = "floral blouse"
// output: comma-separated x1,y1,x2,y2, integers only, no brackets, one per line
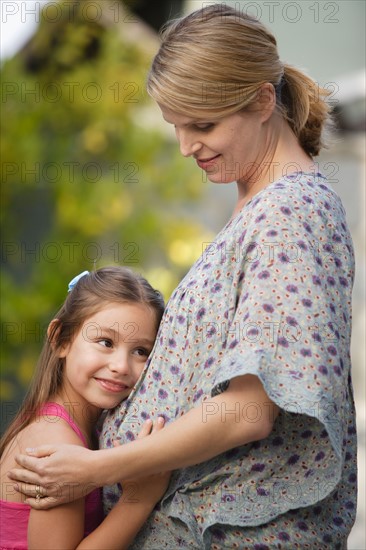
101,173,357,549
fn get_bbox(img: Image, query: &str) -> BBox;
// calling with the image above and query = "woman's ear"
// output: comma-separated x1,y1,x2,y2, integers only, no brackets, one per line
47,319,69,357
255,83,277,122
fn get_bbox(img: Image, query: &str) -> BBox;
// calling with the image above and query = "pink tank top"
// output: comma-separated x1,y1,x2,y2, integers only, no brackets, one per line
0,403,103,549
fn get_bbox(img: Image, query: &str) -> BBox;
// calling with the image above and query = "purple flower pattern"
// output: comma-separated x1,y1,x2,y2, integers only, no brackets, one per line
101,174,356,548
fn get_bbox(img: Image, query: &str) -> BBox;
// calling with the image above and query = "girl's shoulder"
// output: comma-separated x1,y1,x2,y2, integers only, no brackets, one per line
3,405,84,464
0,405,84,502
21,408,85,448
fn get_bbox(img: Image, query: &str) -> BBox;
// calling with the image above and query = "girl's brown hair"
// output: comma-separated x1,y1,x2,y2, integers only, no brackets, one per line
0,267,164,457
147,4,332,157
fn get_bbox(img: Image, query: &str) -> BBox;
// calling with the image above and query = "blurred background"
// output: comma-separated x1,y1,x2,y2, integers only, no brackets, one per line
1,0,365,546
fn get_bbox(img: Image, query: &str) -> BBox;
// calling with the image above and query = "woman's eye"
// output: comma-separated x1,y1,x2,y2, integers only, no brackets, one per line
195,123,214,131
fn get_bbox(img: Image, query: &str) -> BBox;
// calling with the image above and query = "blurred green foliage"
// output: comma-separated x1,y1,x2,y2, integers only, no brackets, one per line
1,0,212,431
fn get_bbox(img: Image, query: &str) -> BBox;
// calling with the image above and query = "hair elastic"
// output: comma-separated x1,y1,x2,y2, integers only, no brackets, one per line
275,74,285,104
67,271,90,293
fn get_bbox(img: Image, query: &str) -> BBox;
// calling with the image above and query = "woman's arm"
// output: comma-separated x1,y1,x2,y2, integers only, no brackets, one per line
10,374,279,507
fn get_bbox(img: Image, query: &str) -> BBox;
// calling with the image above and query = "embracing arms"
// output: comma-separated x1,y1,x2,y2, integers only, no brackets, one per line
2,416,169,549
10,375,278,506
74,466,170,550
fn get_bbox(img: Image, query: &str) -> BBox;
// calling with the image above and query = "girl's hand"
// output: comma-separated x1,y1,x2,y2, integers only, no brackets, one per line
116,416,171,508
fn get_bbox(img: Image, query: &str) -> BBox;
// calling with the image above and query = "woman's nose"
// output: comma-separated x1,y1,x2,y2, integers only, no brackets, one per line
177,129,201,157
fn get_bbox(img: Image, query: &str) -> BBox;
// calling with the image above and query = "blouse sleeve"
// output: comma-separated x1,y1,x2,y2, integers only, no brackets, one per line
211,181,355,465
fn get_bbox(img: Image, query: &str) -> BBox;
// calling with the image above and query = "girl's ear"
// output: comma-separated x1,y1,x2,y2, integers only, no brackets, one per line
47,319,69,357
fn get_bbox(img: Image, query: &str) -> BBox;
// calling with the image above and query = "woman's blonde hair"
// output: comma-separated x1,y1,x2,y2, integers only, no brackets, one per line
0,267,164,456
147,4,332,157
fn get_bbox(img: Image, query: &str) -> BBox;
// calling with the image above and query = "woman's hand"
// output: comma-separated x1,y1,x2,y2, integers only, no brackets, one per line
8,444,96,508
8,418,166,510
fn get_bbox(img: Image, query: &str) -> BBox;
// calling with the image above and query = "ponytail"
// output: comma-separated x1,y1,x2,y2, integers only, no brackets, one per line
148,5,334,158
279,64,333,157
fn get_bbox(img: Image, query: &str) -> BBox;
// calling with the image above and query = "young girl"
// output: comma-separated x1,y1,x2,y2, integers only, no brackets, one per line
0,266,168,549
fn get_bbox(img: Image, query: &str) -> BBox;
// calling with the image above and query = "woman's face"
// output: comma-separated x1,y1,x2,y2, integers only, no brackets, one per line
159,104,270,186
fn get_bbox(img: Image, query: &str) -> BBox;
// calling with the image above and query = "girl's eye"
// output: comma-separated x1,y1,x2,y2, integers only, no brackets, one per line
134,347,150,357
99,339,113,348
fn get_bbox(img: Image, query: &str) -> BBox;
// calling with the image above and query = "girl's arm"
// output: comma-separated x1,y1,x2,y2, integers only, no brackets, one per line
77,418,170,550
20,417,87,548
11,374,279,507
77,469,170,550
26,417,170,549
28,498,84,549
28,478,168,550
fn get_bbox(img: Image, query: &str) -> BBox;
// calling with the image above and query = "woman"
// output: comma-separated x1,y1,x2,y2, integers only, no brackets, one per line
8,5,357,549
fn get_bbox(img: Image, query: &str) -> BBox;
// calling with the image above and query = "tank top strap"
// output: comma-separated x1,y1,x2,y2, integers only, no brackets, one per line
38,402,87,446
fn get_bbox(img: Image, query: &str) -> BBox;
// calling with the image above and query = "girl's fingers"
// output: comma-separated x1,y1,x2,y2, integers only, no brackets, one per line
151,416,165,433
137,419,153,439
137,417,165,439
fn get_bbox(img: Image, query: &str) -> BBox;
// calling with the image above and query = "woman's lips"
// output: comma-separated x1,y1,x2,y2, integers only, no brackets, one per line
196,154,221,170
94,378,129,393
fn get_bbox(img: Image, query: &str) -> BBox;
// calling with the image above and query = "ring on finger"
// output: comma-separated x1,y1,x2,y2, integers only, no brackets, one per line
35,484,42,502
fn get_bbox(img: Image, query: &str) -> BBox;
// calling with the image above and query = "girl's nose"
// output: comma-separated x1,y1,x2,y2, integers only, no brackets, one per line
108,352,130,375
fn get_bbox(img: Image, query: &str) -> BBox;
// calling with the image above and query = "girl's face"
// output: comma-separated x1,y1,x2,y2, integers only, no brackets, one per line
57,302,157,416
159,104,269,186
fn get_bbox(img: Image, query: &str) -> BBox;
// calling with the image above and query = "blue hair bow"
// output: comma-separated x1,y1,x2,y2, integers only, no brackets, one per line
68,271,90,292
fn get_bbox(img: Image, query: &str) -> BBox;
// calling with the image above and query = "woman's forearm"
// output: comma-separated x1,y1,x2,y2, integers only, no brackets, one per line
11,374,278,498
90,374,278,486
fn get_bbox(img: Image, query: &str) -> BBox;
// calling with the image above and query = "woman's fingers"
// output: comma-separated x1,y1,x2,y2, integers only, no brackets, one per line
13,481,42,497
11,447,55,479
8,466,41,486
10,481,64,509
24,496,60,510
9,450,53,486
21,445,55,458
11,476,85,506
8,444,95,508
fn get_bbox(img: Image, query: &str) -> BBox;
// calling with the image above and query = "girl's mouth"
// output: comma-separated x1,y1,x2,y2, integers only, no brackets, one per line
94,378,129,393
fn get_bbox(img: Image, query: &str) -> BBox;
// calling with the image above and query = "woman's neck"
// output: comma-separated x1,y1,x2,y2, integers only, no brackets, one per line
233,119,314,216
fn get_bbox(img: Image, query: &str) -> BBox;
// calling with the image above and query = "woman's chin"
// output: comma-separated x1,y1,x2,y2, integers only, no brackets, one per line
206,175,237,185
